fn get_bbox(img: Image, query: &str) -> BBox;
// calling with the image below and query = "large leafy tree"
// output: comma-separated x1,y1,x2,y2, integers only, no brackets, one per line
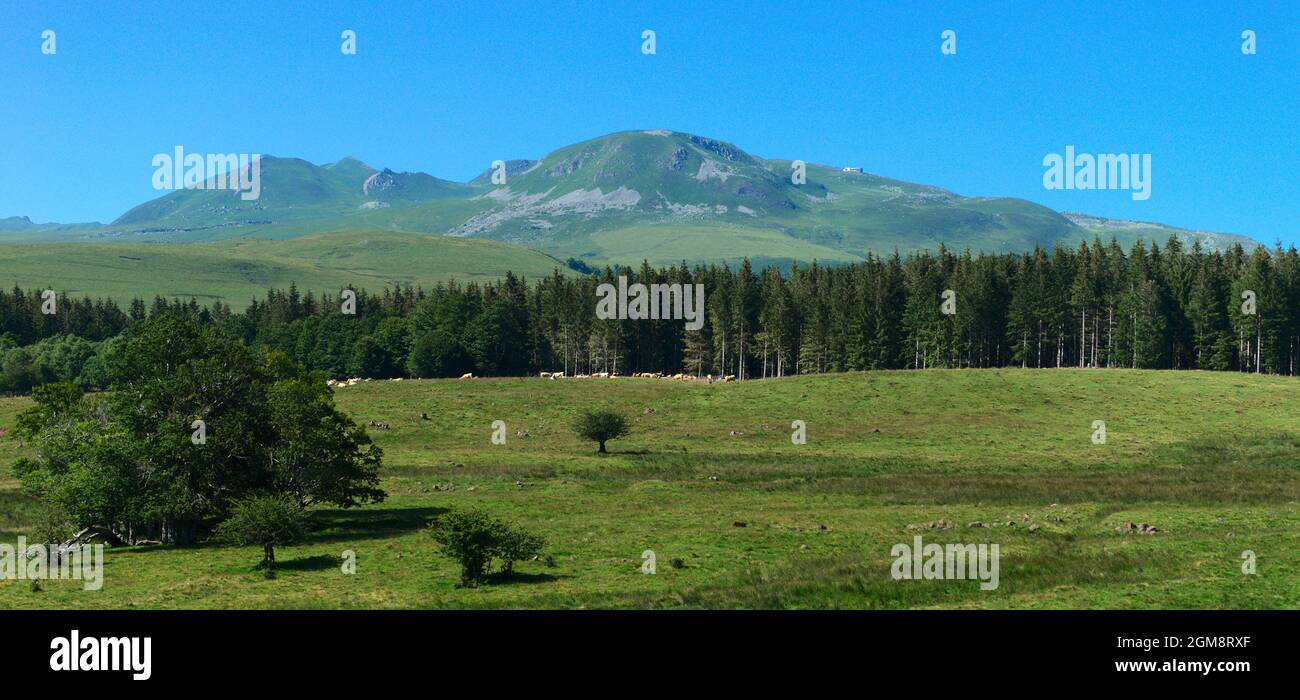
13,314,384,544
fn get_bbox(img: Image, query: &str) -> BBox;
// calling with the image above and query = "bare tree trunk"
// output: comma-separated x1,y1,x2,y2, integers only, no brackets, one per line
1080,308,1086,368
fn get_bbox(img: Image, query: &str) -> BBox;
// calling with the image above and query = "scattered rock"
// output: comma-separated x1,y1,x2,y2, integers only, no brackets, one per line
1115,522,1159,535
967,521,984,528
1028,523,1040,532
911,519,955,530
643,408,656,414
871,428,881,433
732,521,747,528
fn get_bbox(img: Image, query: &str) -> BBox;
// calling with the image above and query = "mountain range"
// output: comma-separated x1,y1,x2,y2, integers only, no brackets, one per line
3,130,1261,275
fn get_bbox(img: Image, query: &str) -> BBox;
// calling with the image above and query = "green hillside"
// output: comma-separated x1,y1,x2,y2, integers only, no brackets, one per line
112,156,476,228
0,229,567,309
454,131,1090,261
1,369,1296,609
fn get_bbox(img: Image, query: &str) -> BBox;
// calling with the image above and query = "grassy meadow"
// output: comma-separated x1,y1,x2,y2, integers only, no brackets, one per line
1,368,1298,609
0,229,567,310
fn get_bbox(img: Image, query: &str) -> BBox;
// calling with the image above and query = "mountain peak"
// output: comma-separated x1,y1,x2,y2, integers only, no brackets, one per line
0,215,35,231
450,129,800,240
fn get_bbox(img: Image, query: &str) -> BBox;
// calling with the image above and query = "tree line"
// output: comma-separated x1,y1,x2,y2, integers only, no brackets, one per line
1,236,1296,392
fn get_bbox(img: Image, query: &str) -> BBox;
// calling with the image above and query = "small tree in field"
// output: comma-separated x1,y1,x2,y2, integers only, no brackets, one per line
214,494,308,578
572,410,630,454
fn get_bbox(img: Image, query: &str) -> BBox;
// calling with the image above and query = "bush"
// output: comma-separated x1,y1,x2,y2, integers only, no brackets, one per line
29,335,99,386
0,347,49,395
29,501,75,546
571,409,630,453
429,508,546,586
495,523,545,575
214,494,309,577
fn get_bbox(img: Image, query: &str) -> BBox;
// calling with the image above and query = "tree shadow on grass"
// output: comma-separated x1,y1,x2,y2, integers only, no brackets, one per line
482,571,566,586
109,543,172,556
308,506,447,543
276,554,344,572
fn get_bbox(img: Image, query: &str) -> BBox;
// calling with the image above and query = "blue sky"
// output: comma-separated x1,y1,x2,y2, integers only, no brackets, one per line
2,1,1296,244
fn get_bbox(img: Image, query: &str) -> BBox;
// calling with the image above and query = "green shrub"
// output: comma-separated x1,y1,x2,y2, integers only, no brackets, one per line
495,523,545,575
430,508,546,586
214,494,309,577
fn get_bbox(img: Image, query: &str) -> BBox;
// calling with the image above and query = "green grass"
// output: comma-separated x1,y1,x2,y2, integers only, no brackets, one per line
586,222,861,267
0,229,568,309
1,369,1297,609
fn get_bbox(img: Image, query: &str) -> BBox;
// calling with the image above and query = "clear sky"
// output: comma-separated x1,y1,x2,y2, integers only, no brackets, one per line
2,1,1296,243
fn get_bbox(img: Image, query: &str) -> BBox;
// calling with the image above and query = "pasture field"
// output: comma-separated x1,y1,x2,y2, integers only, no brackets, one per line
1,369,1297,609
0,229,567,310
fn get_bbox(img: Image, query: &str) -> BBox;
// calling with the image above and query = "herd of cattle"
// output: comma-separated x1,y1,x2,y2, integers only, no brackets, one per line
325,372,738,388
535,371,736,382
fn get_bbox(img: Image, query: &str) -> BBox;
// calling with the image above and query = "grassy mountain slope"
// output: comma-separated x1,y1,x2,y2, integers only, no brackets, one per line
0,229,567,309
111,156,475,228
454,131,1089,260
4,131,1262,268
1064,213,1265,251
